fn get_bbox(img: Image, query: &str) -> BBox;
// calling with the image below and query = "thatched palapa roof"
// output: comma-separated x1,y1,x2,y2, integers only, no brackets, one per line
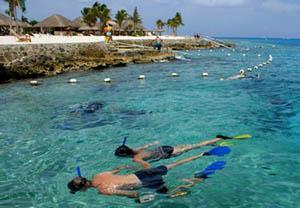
73,17,101,31
113,19,144,31
0,13,10,26
0,13,31,27
34,14,77,28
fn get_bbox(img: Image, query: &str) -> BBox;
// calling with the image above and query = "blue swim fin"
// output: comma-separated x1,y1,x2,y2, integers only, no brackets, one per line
194,161,226,179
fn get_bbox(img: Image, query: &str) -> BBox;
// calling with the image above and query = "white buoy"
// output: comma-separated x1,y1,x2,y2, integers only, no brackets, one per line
104,78,111,82
247,68,252,71
242,54,246,57
69,78,77,83
227,53,231,56
202,72,208,77
259,64,263,67
257,54,261,57
138,75,145,79
30,80,39,86
262,62,267,65
269,55,273,61
254,66,259,70
210,49,213,52
267,61,270,64
171,73,179,77
220,78,224,81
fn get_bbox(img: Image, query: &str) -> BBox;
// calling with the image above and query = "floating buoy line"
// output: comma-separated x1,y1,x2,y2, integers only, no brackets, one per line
29,42,273,86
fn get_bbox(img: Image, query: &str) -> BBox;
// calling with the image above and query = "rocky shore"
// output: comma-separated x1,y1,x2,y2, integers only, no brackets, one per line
0,38,234,83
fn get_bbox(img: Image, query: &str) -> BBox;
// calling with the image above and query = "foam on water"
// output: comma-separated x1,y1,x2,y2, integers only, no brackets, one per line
0,38,299,207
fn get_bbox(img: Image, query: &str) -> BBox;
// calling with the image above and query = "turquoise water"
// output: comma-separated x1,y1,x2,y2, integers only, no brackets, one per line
0,38,299,208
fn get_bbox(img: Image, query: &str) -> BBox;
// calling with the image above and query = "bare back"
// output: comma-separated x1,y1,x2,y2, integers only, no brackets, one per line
92,172,142,194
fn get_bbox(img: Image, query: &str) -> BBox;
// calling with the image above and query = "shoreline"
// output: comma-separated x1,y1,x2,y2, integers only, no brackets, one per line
0,35,187,45
0,36,234,83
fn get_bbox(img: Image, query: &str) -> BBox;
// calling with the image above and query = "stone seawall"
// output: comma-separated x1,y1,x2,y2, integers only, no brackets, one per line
0,42,175,83
0,38,234,83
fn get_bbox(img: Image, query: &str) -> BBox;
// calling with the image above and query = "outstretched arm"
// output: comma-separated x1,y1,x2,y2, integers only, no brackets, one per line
133,157,151,169
136,141,160,151
110,165,138,174
114,189,138,198
170,178,203,193
101,189,138,198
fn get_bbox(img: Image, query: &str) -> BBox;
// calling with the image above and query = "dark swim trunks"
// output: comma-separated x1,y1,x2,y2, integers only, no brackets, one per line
134,165,168,189
152,146,174,159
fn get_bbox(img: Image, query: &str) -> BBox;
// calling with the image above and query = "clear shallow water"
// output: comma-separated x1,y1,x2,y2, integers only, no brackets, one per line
0,38,299,208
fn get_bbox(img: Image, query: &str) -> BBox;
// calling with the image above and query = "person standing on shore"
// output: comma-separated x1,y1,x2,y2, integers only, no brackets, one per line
153,36,163,51
103,24,113,43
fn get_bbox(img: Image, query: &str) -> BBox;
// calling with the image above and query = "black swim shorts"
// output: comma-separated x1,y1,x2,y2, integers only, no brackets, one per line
134,165,168,189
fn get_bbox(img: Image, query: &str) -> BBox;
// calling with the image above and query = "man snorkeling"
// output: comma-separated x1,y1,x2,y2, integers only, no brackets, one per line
68,151,218,198
227,69,246,80
114,135,231,169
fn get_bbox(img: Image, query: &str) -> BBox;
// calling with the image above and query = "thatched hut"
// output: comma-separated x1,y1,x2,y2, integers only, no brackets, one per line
112,19,145,35
0,13,10,26
73,17,101,35
0,13,31,35
34,14,78,35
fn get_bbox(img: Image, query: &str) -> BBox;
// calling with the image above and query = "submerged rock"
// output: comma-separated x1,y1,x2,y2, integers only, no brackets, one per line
52,100,151,131
69,101,104,114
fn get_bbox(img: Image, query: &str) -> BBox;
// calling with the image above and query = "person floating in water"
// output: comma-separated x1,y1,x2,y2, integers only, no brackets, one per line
227,69,246,80
114,135,230,169
68,152,216,198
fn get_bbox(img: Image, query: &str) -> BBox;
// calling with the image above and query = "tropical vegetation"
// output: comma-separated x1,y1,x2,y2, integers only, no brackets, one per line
115,9,128,35
1,0,184,36
130,7,142,34
3,0,26,29
81,1,111,32
166,12,184,36
156,19,165,35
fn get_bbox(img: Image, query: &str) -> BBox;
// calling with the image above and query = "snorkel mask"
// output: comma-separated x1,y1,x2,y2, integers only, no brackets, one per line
68,165,87,194
114,137,135,157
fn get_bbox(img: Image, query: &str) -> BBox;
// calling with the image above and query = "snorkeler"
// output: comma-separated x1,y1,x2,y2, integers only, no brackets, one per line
114,135,232,169
227,69,246,80
68,148,228,198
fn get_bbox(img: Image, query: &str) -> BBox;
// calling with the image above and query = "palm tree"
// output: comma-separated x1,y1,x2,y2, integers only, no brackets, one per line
155,19,165,35
167,18,177,36
93,2,111,32
131,7,142,34
166,13,184,36
115,9,128,36
81,7,97,27
4,0,26,31
174,12,184,26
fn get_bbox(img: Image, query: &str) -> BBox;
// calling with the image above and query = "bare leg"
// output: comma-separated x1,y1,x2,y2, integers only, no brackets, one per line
166,153,205,170
172,137,221,156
